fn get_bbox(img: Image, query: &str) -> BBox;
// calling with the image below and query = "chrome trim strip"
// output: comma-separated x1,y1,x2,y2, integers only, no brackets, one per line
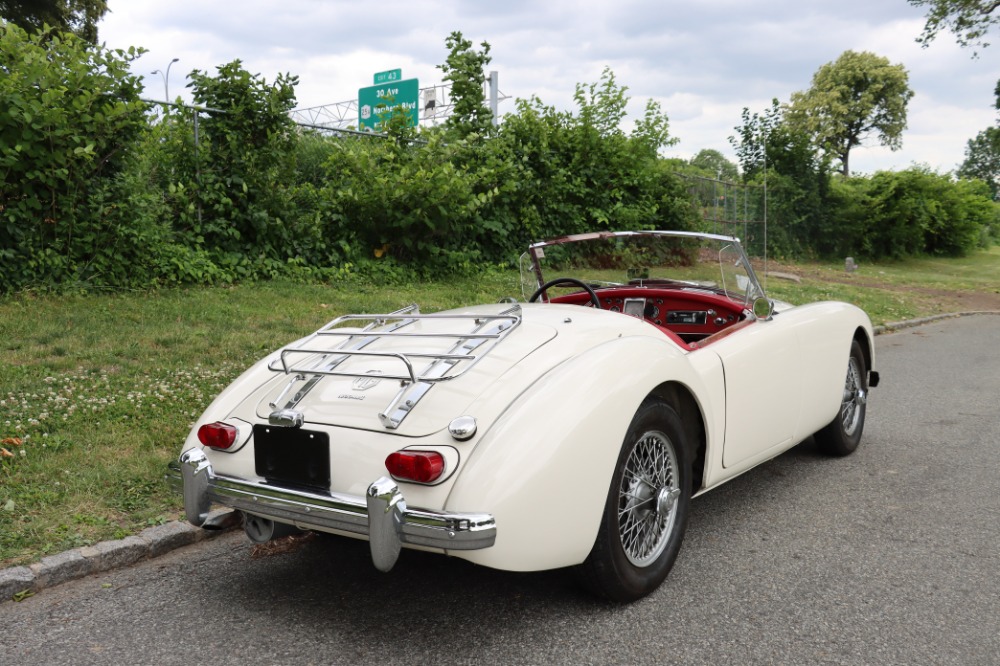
377,315,516,429
167,450,496,560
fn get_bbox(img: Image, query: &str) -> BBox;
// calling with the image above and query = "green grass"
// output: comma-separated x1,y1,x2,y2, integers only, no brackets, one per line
1,253,997,566
763,246,1000,323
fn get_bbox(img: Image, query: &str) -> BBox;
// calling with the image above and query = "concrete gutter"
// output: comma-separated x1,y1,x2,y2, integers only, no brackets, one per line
4,309,1000,604
1,509,239,604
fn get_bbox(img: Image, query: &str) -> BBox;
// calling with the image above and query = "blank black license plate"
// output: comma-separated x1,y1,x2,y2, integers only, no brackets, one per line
253,424,330,492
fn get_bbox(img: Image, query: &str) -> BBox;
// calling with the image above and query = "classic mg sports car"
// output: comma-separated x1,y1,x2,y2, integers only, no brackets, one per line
169,230,879,601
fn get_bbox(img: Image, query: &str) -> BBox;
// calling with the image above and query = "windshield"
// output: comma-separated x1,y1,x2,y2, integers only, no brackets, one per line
519,231,765,308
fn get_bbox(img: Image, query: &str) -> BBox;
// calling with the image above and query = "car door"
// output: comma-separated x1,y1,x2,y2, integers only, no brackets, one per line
708,319,804,469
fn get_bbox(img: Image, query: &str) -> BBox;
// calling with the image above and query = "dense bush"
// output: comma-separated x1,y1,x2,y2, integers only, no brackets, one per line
0,23,150,290
485,68,696,248
856,168,995,258
1,27,997,294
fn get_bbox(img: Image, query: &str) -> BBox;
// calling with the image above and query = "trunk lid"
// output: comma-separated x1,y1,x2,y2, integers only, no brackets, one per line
250,304,556,436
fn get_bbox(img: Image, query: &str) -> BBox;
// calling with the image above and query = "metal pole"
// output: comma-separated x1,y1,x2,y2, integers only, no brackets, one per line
489,71,499,126
152,58,180,102
164,58,179,100
193,108,202,226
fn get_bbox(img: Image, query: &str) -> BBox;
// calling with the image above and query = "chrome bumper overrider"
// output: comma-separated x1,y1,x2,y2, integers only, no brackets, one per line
166,448,496,572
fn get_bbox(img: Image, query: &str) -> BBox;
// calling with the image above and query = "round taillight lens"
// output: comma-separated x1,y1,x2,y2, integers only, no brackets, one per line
385,450,445,484
198,422,238,450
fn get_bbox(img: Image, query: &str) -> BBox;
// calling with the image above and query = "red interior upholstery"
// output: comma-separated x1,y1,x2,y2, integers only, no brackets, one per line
549,286,749,349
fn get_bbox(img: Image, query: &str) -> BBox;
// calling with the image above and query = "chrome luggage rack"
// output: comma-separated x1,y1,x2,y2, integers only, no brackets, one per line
266,304,522,429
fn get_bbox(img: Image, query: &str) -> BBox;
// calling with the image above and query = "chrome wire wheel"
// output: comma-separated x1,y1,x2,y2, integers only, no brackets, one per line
617,429,681,567
815,340,868,457
841,355,866,437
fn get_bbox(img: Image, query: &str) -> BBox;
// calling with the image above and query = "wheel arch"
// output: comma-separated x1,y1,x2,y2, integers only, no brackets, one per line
648,381,707,494
853,325,876,385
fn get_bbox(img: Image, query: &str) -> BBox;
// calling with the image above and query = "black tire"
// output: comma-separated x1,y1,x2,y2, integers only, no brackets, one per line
577,399,692,602
815,339,868,456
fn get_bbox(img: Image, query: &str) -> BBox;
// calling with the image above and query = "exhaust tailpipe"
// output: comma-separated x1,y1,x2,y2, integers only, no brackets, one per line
242,513,301,543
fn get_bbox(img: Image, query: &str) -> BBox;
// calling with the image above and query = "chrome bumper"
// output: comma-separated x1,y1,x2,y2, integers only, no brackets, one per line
166,448,496,571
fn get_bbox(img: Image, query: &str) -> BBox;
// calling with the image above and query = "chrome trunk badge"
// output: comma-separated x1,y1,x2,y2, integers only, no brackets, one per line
352,370,383,391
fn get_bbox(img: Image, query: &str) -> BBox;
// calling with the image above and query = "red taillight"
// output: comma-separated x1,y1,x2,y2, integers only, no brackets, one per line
198,422,238,450
385,450,445,483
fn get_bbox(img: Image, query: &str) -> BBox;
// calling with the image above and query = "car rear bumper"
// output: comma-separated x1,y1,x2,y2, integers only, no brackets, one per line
166,448,496,571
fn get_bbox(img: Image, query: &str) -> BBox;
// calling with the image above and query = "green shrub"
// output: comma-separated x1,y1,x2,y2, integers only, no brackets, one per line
0,24,149,291
860,168,990,258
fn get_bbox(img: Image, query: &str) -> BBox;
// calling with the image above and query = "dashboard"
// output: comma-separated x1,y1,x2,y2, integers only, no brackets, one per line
550,286,747,340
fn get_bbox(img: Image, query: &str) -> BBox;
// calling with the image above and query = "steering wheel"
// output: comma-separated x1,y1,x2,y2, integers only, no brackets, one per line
529,277,602,309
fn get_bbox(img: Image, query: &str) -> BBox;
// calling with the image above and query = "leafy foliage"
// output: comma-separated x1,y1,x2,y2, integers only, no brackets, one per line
787,51,913,177
0,23,150,291
957,78,1000,200
688,149,739,182
728,100,834,257
909,0,1000,52
0,29,995,292
439,31,494,141
486,68,692,247
729,99,784,179
0,0,108,42
319,132,490,271
842,168,995,258
959,126,1000,200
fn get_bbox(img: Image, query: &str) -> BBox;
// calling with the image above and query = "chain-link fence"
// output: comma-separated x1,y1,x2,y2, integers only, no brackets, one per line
679,174,767,258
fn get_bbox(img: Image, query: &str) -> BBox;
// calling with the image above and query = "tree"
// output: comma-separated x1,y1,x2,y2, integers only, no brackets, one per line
909,0,999,52
183,61,300,258
729,99,784,179
957,77,1000,199
957,128,1000,198
0,0,108,43
438,31,494,140
689,149,739,182
728,99,838,257
787,51,913,177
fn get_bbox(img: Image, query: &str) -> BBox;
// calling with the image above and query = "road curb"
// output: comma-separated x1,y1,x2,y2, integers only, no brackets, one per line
1,509,237,604
873,310,1000,335
4,310,1000,604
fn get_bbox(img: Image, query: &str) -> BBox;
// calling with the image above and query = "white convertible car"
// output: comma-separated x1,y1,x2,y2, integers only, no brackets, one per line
169,230,879,601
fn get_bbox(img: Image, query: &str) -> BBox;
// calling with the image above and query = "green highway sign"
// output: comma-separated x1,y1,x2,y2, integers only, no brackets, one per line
358,78,419,130
374,68,402,84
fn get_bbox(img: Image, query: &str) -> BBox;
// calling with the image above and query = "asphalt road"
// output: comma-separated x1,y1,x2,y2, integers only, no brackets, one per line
2,315,998,666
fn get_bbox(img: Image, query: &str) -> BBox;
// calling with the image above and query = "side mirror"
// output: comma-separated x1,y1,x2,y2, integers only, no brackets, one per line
752,297,774,321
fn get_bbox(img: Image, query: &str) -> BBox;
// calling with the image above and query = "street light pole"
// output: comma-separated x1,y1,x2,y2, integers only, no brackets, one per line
151,58,180,101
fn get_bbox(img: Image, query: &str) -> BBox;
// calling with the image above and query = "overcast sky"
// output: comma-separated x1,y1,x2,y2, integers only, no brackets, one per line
98,1,998,175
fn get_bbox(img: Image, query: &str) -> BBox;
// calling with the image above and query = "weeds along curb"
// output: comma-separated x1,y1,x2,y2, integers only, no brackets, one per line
4,311,1000,604
0,509,238,604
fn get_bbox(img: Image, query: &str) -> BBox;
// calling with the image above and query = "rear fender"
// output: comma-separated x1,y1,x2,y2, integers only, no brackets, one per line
445,334,721,572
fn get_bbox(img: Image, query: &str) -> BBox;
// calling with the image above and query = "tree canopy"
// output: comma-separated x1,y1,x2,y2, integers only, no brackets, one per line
438,31,494,141
909,0,999,52
0,0,108,42
957,77,1000,199
689,149,739,182
787,50,913,177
